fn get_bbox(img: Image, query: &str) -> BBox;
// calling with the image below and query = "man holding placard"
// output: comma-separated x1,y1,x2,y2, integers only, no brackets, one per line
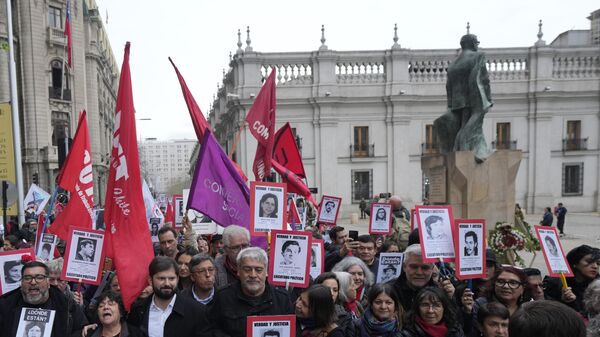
0,260,87,337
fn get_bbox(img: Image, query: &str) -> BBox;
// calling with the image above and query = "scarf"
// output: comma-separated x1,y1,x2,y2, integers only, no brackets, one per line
344,300,359,319
415,316,448,337
224,255,239,279
359,309,398,337
357,286,364,302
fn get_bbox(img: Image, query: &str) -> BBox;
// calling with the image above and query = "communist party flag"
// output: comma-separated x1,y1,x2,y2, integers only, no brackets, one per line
273,122,306,178
49,111,94,241
245,70,276,181
103,42,154,310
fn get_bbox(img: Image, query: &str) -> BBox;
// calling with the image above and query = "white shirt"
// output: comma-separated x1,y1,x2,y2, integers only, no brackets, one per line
192,285,214,305
148,294,177,337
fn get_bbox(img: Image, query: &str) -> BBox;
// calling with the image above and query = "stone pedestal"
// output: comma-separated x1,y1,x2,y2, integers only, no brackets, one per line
421,150,522,229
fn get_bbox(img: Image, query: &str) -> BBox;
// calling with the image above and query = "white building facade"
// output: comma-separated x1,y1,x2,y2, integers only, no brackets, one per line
139,139,196,194
210,12,600,217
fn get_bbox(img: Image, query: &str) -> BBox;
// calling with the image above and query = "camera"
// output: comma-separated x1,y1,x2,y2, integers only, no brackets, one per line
379,192,391,199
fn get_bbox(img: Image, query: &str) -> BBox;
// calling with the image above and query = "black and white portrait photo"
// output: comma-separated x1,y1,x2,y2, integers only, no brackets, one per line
280,240,301,266
464,231,479,256
15,308,56,337
535,226,573,277
416,205,455,262
544,236,559,257
36,234,58,262
424,215,450,241
317,195,341,225
369,203,392,235
63,228,105,285
455,220,486,280
250,182,287,235
269,230,311,288
0,249,35,295
75,238,96,262
376,253,404,283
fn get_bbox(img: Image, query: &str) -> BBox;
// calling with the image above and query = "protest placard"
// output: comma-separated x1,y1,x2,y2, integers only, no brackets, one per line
416,205,455,263
247,315,296,337
250,182,287,236
62,227,105,285
317,195,341,225
0,248,35,295
309,239,324,280
535,225,574,277
376,253,404,283
36,233,58,262
15,307,56,337
369,203,392,235
173,194,184,228
268,230,311,288
454,219,486,280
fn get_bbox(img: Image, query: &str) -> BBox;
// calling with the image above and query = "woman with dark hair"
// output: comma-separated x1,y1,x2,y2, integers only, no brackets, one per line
380,240,400,253
259,193,278,218
355,283,404,337
476,302,509,337
80,291,146,337
23,321,44,337
295,285,344,337
545,244,600,314
4,260,22,284
314,272,355,337
176,246,199,291
400,287,465,337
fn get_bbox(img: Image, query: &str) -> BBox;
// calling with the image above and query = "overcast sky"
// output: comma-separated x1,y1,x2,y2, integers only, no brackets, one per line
98,0,598,141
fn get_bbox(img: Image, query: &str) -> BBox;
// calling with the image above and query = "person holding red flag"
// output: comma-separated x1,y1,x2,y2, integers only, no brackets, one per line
48,111,94,241
103,42,154,311
245,70,276,181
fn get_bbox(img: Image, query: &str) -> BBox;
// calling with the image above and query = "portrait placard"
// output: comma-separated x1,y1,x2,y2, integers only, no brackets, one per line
535,225,573,277
317,195,342,225
15,307,56,337
309,239,324,280
149,218,162,243
62,227,105,285
454,219,486,280
410,208,417,230
247,315,296,337
250,182,287,236
376,253,404,283
23,184,51,217
369,203,392,235
36,233,58,262
0,248,35,295
416,205,455,263
268,230,311,288
173,194,184,228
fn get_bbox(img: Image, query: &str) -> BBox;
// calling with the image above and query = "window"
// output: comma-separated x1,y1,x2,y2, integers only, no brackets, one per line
562,163,583,196
49,60,70,100
496,123,511,149
353,126,369,157
352,170,372,203
48,6,62,29
565,120,582,150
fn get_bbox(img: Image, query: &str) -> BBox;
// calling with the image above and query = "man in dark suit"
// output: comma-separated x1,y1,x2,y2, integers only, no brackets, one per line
128,256,210,337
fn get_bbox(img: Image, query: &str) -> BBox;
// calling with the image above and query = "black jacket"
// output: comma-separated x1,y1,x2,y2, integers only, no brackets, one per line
545,275,599,314
179,286,214,307
86,322,147,337
128,293,210,337
390,272,437,312
400,323,466,337
0,285,87,337
209,281,294,337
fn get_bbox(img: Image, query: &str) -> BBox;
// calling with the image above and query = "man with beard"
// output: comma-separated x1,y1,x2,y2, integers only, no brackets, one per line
0,260,87,337
181,254,216,306
210,247,294,337
128,256,209,337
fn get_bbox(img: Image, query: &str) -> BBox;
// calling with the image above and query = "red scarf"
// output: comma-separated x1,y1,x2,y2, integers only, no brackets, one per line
344,299,359,318
415,316,448,337
224,255,239,279
356,286,364,301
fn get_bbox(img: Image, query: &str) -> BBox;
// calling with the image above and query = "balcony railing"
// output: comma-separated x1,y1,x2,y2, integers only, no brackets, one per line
492,140,518,150
421,142,439,155
350,144,374,158
49,87,71,101
562,138,588,151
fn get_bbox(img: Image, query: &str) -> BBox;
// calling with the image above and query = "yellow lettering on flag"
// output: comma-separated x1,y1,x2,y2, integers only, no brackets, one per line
0,102,17,215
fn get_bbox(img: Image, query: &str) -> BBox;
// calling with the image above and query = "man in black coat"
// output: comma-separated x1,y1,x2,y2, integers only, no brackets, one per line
0,260,87,337
128,256,210,337
210,247,294,337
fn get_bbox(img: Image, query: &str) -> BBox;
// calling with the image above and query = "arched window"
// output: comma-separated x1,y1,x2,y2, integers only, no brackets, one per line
49,60,70,100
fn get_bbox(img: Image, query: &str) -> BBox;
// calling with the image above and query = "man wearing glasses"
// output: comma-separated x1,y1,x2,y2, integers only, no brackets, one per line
214,225,250,288
181,253,216,306
0,260,87,336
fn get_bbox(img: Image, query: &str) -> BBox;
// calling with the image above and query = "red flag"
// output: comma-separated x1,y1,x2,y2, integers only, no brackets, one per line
245,71,276,181
273,123,306,178
271,161,317,207
103,43,154,311
288,200,302,230
168,57,211,140
65,0,72,67
49,111,94,241
164,199,175,225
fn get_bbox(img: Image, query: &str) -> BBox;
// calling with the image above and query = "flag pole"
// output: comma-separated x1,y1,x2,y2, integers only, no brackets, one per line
228,122,246,160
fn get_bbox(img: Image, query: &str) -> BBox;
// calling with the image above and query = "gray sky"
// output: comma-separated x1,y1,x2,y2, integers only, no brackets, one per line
98,0,598,141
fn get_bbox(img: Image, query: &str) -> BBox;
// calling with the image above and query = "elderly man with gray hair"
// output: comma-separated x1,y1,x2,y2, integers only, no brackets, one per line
209,247,294,337
214,225,250,288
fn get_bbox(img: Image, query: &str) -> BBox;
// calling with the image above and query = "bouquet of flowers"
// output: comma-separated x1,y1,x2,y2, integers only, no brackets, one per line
488,222,537,267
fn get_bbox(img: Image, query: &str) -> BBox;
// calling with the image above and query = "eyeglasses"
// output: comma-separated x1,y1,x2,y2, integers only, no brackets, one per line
23,274,48,283
495,279,523,289
192,267,216,275
419,302,443,310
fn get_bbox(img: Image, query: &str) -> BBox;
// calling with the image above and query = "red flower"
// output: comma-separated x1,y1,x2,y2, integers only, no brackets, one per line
21,255,34,263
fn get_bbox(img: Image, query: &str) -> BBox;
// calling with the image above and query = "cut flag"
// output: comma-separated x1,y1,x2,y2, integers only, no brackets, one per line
273,122,306,179
65,0,72,67
49,111,94,241
272,161,317,207
288,200,303,230
245,70,276,181
164,199,175,225
103,42,154,311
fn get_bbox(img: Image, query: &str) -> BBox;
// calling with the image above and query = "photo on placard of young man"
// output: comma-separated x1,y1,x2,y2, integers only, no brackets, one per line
454,219,486,280
268,230,311,288
376,252,404,283
36,233,58,262
317,195,342,225
250,182,287,236
309,240,324,280
247,315,296,337
62,227,105,285
416,205,455,263
0,249,36,295
369,203,393,235
535,225,574,277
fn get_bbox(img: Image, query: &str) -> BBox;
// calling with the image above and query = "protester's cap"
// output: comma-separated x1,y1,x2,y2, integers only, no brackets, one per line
486,248,497,264
523,267,541,277
383,265,396,272
408,228,420,246
211,234,223,243
566,245,596,267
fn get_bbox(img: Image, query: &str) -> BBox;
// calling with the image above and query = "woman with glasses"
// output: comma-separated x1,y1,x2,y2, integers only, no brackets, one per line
355,283,404,337
79,291,146,337
545,244,600,313
399,287,465,337
468,266,529,336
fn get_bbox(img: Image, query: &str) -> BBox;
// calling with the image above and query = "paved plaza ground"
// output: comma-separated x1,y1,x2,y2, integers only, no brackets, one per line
338,211,600,273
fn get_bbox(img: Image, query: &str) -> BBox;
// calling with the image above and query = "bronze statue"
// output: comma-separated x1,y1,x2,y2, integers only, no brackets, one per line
434,34,492,163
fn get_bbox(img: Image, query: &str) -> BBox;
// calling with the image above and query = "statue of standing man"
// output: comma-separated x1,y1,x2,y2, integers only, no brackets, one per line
434,34,493,163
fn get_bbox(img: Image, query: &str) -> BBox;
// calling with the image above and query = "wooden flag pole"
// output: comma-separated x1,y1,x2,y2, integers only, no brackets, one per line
228,122,247,160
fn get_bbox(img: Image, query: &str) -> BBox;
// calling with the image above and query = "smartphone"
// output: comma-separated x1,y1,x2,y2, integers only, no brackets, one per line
349,230,359,241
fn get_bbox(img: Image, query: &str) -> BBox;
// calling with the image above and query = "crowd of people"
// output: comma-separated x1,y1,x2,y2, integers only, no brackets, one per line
0,196,597,337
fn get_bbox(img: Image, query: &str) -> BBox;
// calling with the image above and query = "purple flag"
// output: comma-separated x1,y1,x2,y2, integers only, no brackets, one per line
188,131,266,247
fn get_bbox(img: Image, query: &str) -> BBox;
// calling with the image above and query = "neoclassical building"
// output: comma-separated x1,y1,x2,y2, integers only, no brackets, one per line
0,0,117,205
209,11,600,217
